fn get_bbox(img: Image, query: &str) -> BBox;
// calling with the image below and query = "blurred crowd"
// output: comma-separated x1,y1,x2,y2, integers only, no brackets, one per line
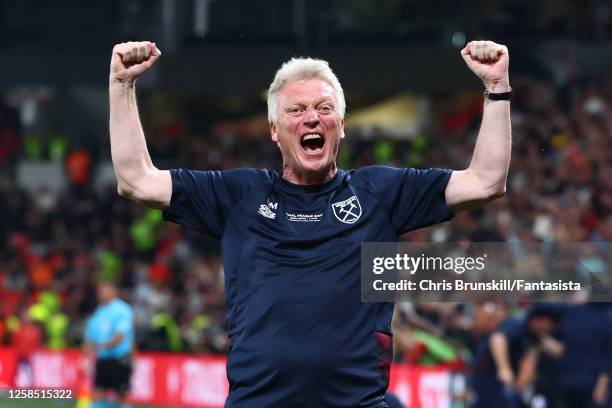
0,56,611,405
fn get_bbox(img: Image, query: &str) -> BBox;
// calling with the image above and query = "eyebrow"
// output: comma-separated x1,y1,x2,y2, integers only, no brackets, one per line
285,97,335,107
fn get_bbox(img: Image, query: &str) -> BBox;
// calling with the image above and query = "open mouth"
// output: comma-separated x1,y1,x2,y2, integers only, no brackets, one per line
300,133,325,153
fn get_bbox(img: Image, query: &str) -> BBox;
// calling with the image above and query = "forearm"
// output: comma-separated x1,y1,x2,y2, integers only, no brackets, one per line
109,80,156,196
594,373,610,405
467,80,511,194
597,373,610,387
516,348,539,391
540,334,565,358
490,332,512,373
103,333,124,349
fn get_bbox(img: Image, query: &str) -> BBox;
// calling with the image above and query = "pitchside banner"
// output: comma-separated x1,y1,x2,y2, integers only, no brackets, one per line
361,242,612,302
0,348,454,408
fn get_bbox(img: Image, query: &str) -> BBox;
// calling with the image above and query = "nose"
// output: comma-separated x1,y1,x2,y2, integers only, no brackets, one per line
303,107,320,127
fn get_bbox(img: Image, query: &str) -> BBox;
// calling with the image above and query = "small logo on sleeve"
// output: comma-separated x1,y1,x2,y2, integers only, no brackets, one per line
258,200,277,219
332,195,362,224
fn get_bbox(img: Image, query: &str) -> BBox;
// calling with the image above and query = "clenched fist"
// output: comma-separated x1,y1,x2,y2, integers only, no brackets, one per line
110,41,161,84
461,40,510,92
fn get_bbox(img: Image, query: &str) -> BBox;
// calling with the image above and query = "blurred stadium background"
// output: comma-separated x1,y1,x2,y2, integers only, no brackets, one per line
0,0,611,407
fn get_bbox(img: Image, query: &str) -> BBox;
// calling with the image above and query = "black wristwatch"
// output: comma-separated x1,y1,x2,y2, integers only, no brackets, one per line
484,88,512,101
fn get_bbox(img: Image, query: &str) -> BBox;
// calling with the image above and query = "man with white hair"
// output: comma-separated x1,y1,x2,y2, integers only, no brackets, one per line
109,40,511,407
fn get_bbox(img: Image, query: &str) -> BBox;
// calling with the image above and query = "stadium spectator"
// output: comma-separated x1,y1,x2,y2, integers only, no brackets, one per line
9,308,43,387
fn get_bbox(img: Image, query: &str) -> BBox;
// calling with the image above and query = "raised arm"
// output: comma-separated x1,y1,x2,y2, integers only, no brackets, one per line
109,41,171,208
445,40,511,212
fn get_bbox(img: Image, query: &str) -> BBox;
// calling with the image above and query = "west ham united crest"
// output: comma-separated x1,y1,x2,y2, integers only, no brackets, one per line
331,195,362,224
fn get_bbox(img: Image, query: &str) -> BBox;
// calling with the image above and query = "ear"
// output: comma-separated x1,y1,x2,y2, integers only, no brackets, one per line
340,118,345,139
270,121,278,142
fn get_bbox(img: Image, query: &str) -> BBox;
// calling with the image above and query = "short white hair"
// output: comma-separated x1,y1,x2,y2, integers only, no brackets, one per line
267,57,346,123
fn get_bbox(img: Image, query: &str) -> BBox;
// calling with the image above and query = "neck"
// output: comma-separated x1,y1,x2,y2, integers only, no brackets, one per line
282,163,337,185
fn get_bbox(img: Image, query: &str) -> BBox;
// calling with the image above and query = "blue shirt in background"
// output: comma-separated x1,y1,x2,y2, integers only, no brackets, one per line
85,298,134,359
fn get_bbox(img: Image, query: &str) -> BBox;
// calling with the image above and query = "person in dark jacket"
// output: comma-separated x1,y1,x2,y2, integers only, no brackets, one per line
469,306,561,408
557,302,612,408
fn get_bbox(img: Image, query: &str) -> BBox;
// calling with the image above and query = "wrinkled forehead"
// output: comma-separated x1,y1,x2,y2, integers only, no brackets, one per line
277,78,337,106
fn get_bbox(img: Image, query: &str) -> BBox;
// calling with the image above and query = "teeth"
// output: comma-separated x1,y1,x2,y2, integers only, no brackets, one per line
302,134,322,141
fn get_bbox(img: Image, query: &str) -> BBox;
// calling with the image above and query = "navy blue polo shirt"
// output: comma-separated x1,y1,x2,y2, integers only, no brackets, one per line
163,166,453,407
558,303,612,390
471,317,534,378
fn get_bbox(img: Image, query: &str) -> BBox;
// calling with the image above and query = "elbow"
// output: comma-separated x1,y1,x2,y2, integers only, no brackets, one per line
481,179,506,202
116,181,135,199
488,184,506,201
114,169,169,208
468,167,508,202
